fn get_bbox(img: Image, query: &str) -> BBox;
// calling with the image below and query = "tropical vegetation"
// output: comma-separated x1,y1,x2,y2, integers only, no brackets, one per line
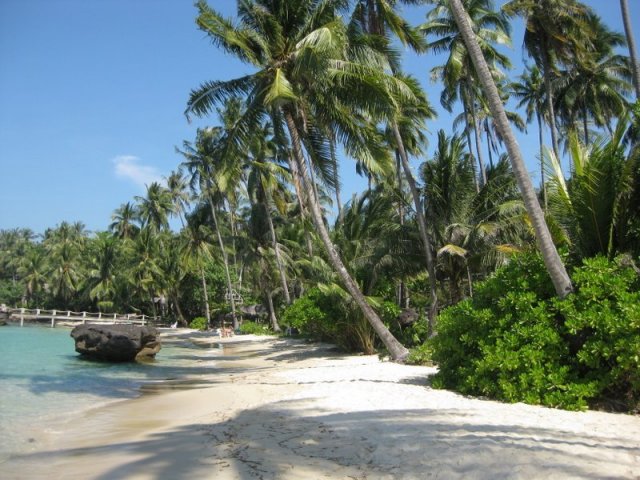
1,0,639,410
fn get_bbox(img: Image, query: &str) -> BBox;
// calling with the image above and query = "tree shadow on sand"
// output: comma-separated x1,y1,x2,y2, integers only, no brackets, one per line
10,401,639,479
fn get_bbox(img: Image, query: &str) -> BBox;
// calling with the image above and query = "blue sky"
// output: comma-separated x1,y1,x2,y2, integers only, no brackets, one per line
0,0,637,234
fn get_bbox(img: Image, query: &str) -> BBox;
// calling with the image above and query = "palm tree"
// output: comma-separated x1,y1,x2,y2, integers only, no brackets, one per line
503,0,592,160
179,127,240,330
185,0,410,360
245,121,293,304
511,65,549,207
554,13,631,144
135,182,174,232
110,202,140,240
620,0,640,99
85,232,119,312
449,0,573,298
17,245,48,307
181,212,215,326
422,0,512,187
350,0,441,330
165,169,192,228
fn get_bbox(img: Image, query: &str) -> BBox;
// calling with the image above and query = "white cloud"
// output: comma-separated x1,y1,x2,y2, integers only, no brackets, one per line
112,155,162,189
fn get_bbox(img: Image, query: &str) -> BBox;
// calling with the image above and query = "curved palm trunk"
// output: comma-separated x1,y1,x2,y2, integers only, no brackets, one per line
391,122,439,334
264,195,291,304
396,151,409,309
172,292,188,327
620,0,640,99
284,109,409,361
450,0,573,298
207,196,238,329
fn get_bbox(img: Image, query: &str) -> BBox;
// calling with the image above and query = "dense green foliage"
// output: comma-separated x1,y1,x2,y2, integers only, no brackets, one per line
189,317,208,331
431,253,640,411
238,321,272,335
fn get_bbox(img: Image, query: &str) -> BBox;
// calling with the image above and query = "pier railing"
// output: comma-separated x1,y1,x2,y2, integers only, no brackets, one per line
8,308,159,328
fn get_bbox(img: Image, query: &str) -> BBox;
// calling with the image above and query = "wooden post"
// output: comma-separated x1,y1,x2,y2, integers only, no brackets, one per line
142,314,146,326
82,311,86,324
20,308,24,327
98,312,102,320
52,310,56,326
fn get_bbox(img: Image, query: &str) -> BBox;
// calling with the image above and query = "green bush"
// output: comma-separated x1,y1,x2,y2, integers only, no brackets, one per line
430,253,640,411
189,316,208,331
239,321,272,335
280,287,377,354
407,342,435,366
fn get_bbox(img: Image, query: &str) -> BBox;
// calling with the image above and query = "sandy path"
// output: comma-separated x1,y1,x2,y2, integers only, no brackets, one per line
5,334,639,479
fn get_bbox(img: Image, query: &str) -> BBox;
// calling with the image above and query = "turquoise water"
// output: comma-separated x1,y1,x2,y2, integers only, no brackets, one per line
0,325,220,463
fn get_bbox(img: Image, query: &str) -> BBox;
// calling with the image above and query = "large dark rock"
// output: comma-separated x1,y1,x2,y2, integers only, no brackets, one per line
397,308,419,327
70,324,161,362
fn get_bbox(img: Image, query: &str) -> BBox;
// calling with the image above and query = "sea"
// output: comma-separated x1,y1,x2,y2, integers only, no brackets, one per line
0,324,221,465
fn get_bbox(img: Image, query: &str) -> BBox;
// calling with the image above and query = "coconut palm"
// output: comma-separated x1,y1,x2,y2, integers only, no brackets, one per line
554,13,631,144
449,0,573,298
511,64,549,207
503,0,592,160
185,0,411,360
85,232,120,312
422,0,512,188
17,245,48,307
135,182,174,233
179,127,240,330
165,169,192,228
110,202,140,240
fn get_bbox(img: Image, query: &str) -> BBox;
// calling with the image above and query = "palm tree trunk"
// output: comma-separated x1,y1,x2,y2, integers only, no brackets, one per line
462,95,480,193
266,289,281,332
450,0,573,298
206,196,238,329
537,112,547,210
200,266,211,326
283,108,409,361
286,151,314,257
396,151,409,309
467,80,488,186
264,195,291,304
583,104,590,145
330,134,344,225
391,121,439,334
172,292,188,327
541,45,561,160
620,0,640,99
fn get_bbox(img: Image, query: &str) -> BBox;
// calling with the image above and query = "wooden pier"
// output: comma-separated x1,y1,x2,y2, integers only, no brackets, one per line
7,308,158,328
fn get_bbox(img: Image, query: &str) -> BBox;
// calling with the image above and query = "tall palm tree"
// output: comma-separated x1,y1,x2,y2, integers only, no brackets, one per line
110,202,140,240
503,0,592,160
449,0,573,298
422,0,512,187
555,13,631,144
85,232,119,312
620,0,640,99
511,65,548,207
179,127,240,330
17,245,48,307
135,182,174,232
185,0,410,360
350,0,441,330
165,169,192,228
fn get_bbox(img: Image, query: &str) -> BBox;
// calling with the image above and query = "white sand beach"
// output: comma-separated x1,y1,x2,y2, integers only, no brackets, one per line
5,332,640,479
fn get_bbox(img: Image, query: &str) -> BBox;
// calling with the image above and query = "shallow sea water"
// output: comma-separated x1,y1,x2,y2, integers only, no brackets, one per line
0,324,221,464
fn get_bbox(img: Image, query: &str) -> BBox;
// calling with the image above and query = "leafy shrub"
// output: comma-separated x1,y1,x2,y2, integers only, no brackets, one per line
239,321,272,335
407,342,435,366
281,287,377,354
430,253,640,411
189,316,208,331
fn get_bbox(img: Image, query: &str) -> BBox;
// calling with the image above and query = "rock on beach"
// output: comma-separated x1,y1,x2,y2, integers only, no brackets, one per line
70,324,161,362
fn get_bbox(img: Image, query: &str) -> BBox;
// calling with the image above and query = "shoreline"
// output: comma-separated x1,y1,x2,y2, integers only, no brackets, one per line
4,332,640,479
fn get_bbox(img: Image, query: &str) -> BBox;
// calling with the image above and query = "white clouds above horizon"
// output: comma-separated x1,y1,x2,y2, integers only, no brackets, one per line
112,155,163,189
